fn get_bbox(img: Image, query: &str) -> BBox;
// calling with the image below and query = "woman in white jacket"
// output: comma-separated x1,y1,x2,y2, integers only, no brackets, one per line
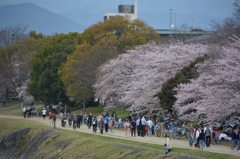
194,127,200,148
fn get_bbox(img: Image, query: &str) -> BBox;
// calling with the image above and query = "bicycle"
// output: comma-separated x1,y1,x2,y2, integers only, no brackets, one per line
172,125,188,139
154,123,161,137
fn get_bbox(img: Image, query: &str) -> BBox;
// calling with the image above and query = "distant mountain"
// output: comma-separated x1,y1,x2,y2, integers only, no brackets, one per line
0,3,86,35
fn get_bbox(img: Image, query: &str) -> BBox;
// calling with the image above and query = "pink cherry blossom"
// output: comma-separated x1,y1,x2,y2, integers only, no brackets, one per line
94,42,208,115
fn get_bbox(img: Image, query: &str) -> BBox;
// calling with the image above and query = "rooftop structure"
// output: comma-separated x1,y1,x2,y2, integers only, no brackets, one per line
155,29,212,44
155,29,210,35
104,0,137,21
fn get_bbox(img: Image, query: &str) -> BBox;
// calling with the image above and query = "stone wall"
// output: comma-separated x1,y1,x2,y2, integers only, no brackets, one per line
0,128,30,159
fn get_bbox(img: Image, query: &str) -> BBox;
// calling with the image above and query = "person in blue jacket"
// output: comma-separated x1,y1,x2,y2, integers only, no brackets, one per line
104,115,110,133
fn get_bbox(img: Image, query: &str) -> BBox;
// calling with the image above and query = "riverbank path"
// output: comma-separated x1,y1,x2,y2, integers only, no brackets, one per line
0,115,239,157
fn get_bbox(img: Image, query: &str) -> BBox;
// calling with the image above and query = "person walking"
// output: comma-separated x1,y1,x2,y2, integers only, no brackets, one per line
140,116,146,137
83,112,87,125
97,114,103,130
22,107,27,118
100,118,104,134
88,113,93,129
136,117,140,136
42,108,47,120
146,118,153,136
238,126,240,151
164,144,169,157
188,124,194,147
77,111,83,128
166,135,172,155
53,113,56,128
204,124,212,147
118,118,123,128
198,128,205,150
109,118,115,133
194,126,200,148
68,112,73,126
232,127,239,150
59,112,63,127
125,120,131,137
73,114,78,130
49,112,53,126
104,115,110,133
131,119,136,137
92,117,98,133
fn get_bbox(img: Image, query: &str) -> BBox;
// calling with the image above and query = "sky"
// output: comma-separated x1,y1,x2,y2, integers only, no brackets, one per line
0,0,236,30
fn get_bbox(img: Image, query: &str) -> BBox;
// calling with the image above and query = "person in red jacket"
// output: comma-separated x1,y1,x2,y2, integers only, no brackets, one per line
53,113,56,128
49,112,53,126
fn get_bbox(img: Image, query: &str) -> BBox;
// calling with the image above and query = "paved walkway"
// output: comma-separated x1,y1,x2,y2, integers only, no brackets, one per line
0,115,239,157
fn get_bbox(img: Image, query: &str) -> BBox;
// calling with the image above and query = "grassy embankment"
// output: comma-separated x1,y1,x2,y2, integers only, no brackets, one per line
0,104,238,159
0,118,238,159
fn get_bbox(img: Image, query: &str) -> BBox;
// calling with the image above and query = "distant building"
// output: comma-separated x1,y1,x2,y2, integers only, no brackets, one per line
155,29,211,44
104,0,137,21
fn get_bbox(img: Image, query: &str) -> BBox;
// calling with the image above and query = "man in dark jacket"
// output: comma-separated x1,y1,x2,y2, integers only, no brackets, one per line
77,111,83,128
131,119,137,137
232,127,239,149
88,113,93,129
68,112,73,126
204,124,212,147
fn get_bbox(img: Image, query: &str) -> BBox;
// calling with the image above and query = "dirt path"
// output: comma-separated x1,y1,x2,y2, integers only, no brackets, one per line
0,114,239,157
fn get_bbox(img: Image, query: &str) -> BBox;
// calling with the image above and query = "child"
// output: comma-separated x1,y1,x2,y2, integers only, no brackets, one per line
164,144,169,156
166,135,172,155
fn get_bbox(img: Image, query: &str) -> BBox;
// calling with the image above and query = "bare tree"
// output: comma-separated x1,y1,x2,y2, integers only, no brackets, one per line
210,0,240,42
0,24,28,47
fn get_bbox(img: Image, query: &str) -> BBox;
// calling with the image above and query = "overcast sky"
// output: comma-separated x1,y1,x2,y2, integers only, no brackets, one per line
0,0,236,30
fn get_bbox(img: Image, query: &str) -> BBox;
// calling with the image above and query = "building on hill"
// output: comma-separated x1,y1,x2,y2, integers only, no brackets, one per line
103,1,212,45
104,0,137,21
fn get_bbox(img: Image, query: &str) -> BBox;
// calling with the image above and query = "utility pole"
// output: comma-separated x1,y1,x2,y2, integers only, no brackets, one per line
170,9,172,30
175,13,176,30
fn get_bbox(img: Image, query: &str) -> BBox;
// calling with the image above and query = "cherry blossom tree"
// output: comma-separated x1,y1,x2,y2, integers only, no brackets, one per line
173,36,240,123
16,78,34,103
0,50,33,102
94,42,208,115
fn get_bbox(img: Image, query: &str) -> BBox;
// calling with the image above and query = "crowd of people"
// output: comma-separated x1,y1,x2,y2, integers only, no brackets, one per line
21,106,240,155
185,123,240,152
22,106,37,118
59,111,117,134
